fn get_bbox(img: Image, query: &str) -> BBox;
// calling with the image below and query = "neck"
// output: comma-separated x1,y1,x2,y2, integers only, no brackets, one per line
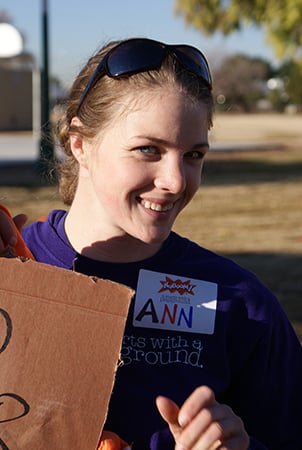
76,234,163,263
64,197,163,263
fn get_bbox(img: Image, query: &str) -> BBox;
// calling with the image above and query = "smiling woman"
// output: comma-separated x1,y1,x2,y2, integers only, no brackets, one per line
65,88,209,262
0,37,301,450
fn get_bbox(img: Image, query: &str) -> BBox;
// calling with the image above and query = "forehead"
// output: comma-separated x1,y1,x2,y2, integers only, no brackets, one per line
117,86,208,120
111,88,209,144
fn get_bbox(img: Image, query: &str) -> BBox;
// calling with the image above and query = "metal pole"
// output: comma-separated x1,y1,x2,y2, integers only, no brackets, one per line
38,0,54,178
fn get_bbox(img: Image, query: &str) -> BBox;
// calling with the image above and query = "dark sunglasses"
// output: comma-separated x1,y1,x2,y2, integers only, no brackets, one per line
77,38,212,113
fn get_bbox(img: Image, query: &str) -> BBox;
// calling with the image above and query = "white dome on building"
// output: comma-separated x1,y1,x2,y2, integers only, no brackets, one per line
0,23,23,58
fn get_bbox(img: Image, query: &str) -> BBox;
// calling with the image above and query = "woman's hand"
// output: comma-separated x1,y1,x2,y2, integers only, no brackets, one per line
0,206,27,254
156,386,249,450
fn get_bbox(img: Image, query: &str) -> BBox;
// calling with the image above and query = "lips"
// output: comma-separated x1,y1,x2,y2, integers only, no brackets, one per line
139,198,174,212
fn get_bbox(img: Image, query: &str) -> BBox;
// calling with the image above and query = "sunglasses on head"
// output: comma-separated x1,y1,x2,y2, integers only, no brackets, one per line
77,38,212,113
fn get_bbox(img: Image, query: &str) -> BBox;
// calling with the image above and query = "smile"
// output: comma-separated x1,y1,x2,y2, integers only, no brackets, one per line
140,199,174,212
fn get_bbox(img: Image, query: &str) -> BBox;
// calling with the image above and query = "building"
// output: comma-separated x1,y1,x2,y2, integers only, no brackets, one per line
0,52,39,131
0,21,39,132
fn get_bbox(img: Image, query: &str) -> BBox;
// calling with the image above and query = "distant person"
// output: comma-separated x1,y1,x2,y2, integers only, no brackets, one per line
0,37,301,450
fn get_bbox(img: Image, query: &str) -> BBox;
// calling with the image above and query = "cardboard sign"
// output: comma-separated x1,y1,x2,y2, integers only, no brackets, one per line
0,258,133,449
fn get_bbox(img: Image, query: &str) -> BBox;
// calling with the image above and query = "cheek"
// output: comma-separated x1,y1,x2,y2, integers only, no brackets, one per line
186,165,203,197
91,160,146,203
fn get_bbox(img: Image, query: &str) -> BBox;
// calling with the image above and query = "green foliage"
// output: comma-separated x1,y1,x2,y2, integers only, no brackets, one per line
174,0,302,60
277,60,302,103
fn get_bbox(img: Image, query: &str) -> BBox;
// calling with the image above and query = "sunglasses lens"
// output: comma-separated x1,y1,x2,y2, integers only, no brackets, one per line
174,46,212,86
107,39,165,77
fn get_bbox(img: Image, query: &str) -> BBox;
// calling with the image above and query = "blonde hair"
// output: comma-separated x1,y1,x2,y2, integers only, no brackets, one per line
56,40,213,205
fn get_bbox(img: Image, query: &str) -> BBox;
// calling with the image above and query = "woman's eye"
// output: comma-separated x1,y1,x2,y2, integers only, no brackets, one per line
137,146,159,155
185,150,205,160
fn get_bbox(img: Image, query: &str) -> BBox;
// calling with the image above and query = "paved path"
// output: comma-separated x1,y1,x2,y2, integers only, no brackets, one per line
0,133,39,160
0,133,63,161
0,133,61,185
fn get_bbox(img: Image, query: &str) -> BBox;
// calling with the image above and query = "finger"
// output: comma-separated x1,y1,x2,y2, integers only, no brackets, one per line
13,214,28,233
174,402,223,450
156,396,182,437
0,238,15,257
178,385,216,428
179,410,248,450
196,432,249,450
208,441,222,450
0,208,18,248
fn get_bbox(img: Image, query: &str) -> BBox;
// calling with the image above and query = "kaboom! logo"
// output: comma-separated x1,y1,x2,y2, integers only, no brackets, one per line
159,276,196,296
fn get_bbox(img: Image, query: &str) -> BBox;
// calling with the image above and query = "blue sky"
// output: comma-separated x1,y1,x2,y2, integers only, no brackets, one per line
1,0,277,87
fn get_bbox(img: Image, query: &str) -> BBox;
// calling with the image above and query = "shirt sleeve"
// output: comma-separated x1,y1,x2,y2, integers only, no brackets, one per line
225,279,302,449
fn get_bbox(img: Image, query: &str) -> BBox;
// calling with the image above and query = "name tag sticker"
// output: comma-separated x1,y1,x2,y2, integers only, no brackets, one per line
133,269,217,334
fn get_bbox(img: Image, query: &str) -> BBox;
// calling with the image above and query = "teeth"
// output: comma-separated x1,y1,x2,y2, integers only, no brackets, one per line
141,199,173,212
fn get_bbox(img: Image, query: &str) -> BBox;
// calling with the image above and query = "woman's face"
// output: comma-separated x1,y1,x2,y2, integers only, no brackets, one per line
78,88,209,250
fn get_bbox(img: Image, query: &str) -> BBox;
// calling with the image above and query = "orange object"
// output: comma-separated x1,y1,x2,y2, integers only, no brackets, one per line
0,204,35,259
98,431,131,450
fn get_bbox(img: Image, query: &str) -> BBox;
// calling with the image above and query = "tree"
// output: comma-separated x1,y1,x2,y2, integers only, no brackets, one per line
174,0,302,61
277,60,302,104
212,54,273,112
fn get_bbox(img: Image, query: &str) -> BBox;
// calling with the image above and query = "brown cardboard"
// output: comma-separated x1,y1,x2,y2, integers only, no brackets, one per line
0,258,133,449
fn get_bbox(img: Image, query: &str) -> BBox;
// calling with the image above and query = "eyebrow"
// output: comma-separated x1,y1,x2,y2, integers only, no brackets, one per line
135,136,209,151
192,142,210,151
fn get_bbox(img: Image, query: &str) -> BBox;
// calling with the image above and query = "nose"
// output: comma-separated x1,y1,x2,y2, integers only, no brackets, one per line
154,155,186,194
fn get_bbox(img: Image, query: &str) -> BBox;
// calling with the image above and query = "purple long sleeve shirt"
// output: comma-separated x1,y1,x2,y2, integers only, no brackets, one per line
23,210,302,450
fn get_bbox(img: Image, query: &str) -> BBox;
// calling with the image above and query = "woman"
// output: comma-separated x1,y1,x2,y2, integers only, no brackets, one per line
0,38,301,450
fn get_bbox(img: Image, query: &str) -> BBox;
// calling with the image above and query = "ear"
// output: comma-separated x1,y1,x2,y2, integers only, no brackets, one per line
69,117,89,169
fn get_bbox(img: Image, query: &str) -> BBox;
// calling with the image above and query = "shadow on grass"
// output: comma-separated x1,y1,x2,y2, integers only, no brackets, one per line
224,252,302,330
202,158,302,185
